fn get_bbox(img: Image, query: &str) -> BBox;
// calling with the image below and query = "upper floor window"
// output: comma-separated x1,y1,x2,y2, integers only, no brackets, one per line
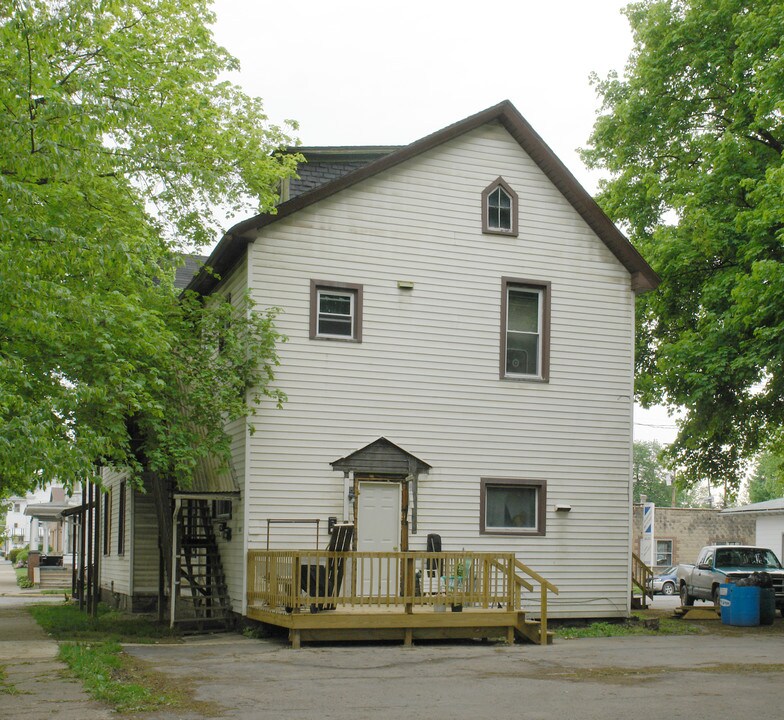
482,177,518,236
310,280,363,342
500,277,550,381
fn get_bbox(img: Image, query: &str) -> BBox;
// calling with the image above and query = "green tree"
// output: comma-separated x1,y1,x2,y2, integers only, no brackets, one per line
583,0,784,496
633,441,674,506
747,452,784,503
633,440,703,506
0,0,299,497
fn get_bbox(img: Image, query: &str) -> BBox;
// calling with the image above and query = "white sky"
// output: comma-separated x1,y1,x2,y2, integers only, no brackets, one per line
209,0,679,445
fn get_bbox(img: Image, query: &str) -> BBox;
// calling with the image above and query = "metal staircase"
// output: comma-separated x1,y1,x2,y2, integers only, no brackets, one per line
173,498,232,631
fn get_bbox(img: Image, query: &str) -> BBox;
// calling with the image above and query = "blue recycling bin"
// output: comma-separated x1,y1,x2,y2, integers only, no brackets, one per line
720,583,760,626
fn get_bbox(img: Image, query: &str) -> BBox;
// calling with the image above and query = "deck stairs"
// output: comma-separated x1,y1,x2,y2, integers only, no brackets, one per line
515,614,555,645
173,499,233,631
631,552,654,609
511,559,558,645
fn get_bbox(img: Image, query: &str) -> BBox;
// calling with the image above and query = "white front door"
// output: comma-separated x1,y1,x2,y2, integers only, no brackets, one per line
357,481,401,597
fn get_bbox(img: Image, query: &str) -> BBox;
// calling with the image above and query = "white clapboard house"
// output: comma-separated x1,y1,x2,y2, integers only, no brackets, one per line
95,101,659,644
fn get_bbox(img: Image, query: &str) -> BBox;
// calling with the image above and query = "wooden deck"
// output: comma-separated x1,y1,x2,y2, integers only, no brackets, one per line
246,550,558,647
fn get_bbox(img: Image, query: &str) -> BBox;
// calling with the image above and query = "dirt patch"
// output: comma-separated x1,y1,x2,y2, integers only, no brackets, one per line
479,661,784,686
113,652,223,718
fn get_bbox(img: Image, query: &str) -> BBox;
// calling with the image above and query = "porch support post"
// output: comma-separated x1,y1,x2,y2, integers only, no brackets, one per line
169,497,182,629
29,517,39,552
408,458,418,535
341,471,350,521
92,482,101,616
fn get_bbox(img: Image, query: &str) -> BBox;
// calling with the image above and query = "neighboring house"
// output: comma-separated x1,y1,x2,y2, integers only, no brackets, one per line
722,498,784,562
3,485,81,559
632,503,755,572
3,493,32,555
97,100,660,632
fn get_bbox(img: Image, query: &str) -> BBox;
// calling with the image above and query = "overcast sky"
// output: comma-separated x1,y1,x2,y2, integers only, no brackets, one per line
208,0,679,444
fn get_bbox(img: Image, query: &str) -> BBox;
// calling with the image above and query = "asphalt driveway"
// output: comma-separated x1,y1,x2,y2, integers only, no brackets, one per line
127,625,784,720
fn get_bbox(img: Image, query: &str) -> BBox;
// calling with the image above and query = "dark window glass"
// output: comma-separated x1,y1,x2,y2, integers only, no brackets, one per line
117,481,126,555
488,186,512,230
317,290,353,337
486,486,538,529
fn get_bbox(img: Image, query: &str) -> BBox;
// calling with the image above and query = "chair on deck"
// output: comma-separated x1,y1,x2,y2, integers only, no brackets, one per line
298,523,354,612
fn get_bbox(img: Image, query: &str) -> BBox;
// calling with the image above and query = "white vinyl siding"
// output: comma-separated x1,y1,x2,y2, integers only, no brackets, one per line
234,121,635,618
99,468,131,595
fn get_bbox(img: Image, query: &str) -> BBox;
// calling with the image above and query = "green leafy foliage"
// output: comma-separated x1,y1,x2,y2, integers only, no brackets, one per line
633,440,704,506
0,1,299,495
583,1,784,495
747,451,784,503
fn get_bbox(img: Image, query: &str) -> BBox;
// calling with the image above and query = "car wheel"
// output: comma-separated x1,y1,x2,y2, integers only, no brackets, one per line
663,582,675,596
712,585,721,609
680,583,695,607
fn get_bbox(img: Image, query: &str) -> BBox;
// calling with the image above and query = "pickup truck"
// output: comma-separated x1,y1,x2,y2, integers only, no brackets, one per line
677,545,784,614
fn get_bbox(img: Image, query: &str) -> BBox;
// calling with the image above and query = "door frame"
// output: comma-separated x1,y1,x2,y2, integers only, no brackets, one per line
353,474,409,551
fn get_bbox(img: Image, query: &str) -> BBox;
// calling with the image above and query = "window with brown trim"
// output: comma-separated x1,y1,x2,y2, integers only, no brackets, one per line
500,277,550,381
102,490,112,556
310,280,363,342
117,481,126,556
480,478,546,536
482,177,518,236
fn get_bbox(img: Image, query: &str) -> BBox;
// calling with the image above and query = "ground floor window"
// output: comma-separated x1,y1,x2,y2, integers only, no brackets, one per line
480,478,546,536
117,481,126,556
656,539,673,566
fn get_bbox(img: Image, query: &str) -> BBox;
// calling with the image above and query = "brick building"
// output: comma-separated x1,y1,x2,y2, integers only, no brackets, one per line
632,504,755,572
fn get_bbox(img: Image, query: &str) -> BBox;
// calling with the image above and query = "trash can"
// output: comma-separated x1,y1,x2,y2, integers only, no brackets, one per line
720,583,760,626
759,587,776,626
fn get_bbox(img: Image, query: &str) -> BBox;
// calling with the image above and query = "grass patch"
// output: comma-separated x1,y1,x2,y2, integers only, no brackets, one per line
0,665,23,696
30,602,177,643
555,613,700,640
28,603,214,715
58,641,188,713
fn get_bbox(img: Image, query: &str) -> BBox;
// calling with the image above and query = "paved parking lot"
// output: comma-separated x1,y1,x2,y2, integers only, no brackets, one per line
127,617,784,720
5,557,784,720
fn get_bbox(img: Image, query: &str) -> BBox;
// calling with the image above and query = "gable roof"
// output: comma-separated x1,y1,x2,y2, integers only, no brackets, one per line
174,254,209,290
188,100,660,296
331,437,431,476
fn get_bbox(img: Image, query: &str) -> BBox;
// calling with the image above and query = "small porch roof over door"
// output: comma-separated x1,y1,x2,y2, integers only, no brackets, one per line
330,437,431,477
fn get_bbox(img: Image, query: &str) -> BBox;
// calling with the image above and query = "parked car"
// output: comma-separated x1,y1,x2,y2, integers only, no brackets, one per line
650,566,678,595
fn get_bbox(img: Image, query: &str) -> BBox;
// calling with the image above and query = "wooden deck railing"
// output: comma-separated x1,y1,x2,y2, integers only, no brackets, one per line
247,550,559,640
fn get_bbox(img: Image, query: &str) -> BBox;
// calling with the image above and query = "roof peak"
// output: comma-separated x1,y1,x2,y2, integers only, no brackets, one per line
189,100,658,296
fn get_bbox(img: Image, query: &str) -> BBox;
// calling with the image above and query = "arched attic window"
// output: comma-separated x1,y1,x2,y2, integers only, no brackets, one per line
482,177,518,237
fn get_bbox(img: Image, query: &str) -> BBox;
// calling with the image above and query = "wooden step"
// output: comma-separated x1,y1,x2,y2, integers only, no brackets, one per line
514,616,554,645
